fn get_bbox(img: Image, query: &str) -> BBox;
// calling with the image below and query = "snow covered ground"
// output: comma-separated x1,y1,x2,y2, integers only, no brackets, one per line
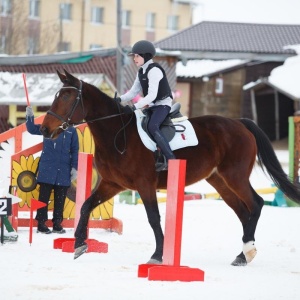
1,148,300,300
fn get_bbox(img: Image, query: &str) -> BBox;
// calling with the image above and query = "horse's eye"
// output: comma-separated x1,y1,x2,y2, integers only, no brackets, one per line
62,94,69,101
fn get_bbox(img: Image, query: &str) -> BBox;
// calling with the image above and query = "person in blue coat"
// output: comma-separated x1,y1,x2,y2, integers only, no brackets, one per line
26,106,79,234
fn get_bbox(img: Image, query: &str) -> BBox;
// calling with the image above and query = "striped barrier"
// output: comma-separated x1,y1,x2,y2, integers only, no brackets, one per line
119,186,287,207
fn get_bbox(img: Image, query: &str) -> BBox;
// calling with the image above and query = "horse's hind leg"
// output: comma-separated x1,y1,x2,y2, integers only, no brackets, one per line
206,173,264,266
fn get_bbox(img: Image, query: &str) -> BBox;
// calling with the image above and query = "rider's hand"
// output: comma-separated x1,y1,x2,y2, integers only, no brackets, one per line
26,106,34,117
123,105,136,114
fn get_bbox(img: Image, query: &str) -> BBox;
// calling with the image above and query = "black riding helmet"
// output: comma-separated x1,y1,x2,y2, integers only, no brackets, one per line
128,40,156,62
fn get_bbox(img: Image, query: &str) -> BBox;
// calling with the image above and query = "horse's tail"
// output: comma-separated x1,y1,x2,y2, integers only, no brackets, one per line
239,118,300,204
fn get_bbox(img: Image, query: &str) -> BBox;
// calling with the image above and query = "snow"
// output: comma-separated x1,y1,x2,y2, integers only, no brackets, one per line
176,59,247,78
268,45,300,99
1,149,300,300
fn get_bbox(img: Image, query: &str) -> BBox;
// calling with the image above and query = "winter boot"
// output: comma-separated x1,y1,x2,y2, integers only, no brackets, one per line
52,222,66,234
37,222,51,234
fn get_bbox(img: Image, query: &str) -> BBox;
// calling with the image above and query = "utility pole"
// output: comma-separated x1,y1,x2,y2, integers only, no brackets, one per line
116,0,123,94
80,0,86,52
59,4,63,52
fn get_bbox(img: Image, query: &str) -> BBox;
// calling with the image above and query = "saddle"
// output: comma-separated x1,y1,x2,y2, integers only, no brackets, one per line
141,103,186,142
140,103,187,171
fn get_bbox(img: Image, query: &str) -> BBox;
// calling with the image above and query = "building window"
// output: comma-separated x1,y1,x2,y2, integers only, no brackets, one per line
215,77,224,95
0,0,12,15
146,12,155,31
0,35,6,53
91,7,103,24
167,15,178,31
29,0,40,18
122,10,131,27
90,44,102,50
28,37,39,54
58,41,70,52
60,3,72,21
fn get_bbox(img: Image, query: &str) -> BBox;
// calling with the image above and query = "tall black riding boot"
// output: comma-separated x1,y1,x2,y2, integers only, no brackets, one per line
153,130,176,172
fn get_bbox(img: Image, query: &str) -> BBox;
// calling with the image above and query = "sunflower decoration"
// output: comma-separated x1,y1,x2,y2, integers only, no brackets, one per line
11,154,55,208
63,126,114,220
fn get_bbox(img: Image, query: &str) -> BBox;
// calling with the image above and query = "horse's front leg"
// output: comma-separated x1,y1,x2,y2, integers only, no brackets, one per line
74,193,96,259
139,192,164,264
74,181,123,259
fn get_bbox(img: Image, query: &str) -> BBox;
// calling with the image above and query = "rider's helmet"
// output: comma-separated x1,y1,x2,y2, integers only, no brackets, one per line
128,40,156,57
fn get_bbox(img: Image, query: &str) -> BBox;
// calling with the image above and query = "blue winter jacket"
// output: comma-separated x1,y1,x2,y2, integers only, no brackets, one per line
26,115,79,187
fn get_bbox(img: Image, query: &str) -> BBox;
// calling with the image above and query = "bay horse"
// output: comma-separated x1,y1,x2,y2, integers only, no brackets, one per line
41,70,300,266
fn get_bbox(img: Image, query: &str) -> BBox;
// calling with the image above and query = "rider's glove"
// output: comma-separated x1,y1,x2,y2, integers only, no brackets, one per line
26,106,34,117
70,168,77,181
123,105,136,114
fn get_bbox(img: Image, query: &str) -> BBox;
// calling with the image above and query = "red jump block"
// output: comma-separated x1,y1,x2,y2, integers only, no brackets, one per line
53,153,109,255
138,264,204,282
138,160,205,282
53,237,108,254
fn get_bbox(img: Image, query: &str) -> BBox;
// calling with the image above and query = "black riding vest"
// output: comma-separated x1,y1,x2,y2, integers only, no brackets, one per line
138,63,173,102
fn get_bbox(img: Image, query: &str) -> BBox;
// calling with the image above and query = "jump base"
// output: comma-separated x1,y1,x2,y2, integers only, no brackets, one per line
138,264,204,282
53,237,108,253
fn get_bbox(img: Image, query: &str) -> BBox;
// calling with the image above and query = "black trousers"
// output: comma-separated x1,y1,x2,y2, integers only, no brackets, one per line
35,183,69,225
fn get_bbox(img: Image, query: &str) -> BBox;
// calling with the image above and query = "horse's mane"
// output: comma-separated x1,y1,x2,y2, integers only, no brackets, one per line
85,80,114,101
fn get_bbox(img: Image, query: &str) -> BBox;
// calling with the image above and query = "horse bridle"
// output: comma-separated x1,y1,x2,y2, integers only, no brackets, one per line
47,81,133,153
47,81,84,132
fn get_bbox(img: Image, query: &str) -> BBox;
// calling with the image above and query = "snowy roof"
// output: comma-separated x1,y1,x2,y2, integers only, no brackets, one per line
0,72,116,106
243,45,300,100
176,59,248,78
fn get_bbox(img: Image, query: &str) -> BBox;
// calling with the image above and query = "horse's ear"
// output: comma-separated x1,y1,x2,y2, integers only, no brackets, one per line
57,70,66,83
63,69,79,87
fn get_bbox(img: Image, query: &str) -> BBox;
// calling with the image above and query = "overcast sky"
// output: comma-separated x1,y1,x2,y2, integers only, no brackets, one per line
193,0,300,24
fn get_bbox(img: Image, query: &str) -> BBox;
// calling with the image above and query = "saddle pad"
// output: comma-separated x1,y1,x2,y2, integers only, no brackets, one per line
135,110,198,152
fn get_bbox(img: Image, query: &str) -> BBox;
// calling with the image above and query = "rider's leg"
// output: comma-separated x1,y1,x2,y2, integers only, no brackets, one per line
148,105,175,171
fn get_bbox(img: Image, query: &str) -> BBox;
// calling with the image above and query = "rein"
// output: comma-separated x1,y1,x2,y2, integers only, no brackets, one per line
47,81,133,153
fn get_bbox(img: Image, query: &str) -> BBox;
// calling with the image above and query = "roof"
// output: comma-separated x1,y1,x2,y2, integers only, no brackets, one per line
0,48,180,95
0,48,117,66
155,21,300,61
0,72,116,105
243,50,300,101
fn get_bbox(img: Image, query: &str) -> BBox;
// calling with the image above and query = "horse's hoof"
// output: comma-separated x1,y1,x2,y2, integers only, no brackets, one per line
146,258,162,265
74,244,88,260
231,252,247,266
243,241,257,263
245,248,257,263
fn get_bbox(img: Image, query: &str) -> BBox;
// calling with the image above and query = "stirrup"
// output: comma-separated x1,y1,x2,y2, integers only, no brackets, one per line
155,155,168,172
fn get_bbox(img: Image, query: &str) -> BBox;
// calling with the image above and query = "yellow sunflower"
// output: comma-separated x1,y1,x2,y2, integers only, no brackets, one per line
63,126,114,220
11,154,55,208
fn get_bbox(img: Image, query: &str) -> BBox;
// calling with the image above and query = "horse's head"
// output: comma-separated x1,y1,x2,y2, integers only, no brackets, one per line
40,69,85,139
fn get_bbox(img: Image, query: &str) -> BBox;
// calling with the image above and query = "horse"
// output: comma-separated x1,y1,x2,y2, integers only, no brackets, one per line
40,69,300,266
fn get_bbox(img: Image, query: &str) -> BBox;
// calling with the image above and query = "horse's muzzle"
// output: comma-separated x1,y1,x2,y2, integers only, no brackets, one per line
39,125,50,138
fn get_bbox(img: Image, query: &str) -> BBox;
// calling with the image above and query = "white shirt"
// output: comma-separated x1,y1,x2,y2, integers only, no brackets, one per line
120,59,172,110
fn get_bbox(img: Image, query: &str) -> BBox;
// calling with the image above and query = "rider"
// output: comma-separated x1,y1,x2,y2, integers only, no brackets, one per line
117,40,175,172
